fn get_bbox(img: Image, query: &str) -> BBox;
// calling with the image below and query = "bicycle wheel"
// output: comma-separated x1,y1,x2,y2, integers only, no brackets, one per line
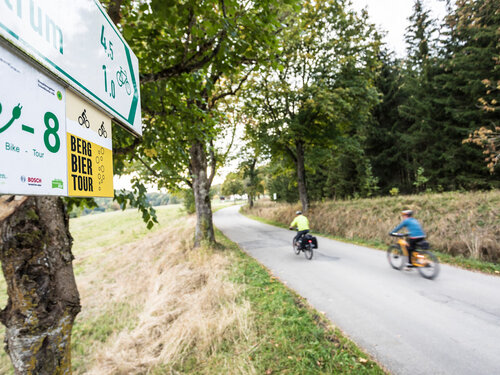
293,239,300,255
416,251,440,279
303,243,313,260
387,244,404,270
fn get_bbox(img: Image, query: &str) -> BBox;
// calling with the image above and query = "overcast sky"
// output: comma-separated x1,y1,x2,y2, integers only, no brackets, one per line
348,0,448,57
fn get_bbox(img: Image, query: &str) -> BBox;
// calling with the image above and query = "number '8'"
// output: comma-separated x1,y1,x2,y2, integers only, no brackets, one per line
43,112,60,153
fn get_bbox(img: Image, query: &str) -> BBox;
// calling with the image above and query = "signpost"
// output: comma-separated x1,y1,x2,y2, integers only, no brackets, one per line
0,0,142,198
0,0,142,136
0,46,115,198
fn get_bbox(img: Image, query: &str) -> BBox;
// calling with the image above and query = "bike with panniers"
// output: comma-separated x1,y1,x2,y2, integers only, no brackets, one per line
293,232,318,260
289,210,317,260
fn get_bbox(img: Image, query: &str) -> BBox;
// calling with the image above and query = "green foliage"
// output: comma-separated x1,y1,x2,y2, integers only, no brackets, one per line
243,0,381,205
413,167,429,192
64,197,98,217
114,179,158,229
221,172,244,197
113,0,301,191
389,188,400,197
182,189,196,214
101,0,302,240
363,0,499,194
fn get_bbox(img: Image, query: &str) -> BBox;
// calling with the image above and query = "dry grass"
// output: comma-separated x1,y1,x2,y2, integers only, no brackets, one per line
244,191,500,262
74,215,254,374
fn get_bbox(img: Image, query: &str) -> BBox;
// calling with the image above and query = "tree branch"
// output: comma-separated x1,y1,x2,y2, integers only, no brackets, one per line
140,31,227,83
209,68,254,108
106,0,124,25
137,155,160,178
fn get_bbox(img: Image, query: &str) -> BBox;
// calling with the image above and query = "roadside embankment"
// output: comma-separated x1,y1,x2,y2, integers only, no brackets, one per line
242,191,500,264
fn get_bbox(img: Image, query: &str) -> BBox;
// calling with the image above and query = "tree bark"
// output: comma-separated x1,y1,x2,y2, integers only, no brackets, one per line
190,141,215,247
248,193,254,208
295,140,309,212
0,196,81,374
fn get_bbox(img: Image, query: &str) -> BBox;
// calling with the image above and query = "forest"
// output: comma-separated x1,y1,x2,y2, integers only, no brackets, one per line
220,0,499,210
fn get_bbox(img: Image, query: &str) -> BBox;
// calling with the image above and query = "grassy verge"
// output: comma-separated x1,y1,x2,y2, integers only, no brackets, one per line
243,213,500,276
216,229,385,374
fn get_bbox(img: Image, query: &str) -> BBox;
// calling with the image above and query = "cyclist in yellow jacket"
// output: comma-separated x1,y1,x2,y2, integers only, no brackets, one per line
289,210,310,246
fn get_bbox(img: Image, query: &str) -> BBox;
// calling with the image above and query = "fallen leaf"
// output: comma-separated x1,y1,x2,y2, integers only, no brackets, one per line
359,358,368,363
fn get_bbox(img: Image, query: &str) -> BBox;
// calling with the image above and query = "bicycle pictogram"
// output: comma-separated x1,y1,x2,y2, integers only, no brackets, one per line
98,121,108,138
116,66,131,95
78,109,90,128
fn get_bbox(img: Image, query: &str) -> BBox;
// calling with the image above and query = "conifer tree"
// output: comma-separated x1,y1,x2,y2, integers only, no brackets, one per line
433,0,500,188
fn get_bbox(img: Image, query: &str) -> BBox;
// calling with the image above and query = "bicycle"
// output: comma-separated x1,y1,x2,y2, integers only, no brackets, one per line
387,233,440,279
98,121,108,138
292,231,314,260
78,109,90,128
116,66,131,95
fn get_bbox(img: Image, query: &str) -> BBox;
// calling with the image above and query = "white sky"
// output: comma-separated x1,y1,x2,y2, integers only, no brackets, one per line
348,0,448,57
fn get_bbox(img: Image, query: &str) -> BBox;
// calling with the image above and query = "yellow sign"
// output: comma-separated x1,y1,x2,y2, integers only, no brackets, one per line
66,91,113,197
67,134,113,197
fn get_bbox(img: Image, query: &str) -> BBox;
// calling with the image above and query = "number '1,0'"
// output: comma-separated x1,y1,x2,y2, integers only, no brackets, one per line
102,65,115,98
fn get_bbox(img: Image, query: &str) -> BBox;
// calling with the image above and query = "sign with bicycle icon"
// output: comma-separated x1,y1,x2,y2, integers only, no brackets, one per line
66,91,113,197
0,0,142,136
0,0,141,198
78,110,108,138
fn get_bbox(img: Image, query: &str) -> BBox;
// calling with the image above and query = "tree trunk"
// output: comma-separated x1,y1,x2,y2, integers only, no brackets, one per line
190,141,215,247
295,140,309,212
248,193,254,208
0,196,81,374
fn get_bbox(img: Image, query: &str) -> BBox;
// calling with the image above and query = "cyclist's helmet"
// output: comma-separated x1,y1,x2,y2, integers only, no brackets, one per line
401,209,413,216
296,210,302,215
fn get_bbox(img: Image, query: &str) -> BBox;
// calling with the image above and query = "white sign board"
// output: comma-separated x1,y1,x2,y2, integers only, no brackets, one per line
0,46,68,196
0,0,142,136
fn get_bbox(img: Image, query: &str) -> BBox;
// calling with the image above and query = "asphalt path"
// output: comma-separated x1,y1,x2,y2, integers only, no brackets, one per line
214,205,500,375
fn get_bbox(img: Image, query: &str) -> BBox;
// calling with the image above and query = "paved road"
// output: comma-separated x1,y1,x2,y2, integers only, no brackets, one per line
214,206,500,375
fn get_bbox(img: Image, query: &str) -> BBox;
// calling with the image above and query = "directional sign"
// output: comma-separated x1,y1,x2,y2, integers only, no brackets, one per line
0,46,68,196
0,0,142,136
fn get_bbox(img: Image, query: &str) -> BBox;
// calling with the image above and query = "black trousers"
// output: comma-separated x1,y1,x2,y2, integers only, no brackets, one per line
408,237,425,264
294,230,309,244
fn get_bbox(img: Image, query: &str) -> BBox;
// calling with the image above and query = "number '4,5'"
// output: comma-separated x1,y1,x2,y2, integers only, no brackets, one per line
100,25,114,60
